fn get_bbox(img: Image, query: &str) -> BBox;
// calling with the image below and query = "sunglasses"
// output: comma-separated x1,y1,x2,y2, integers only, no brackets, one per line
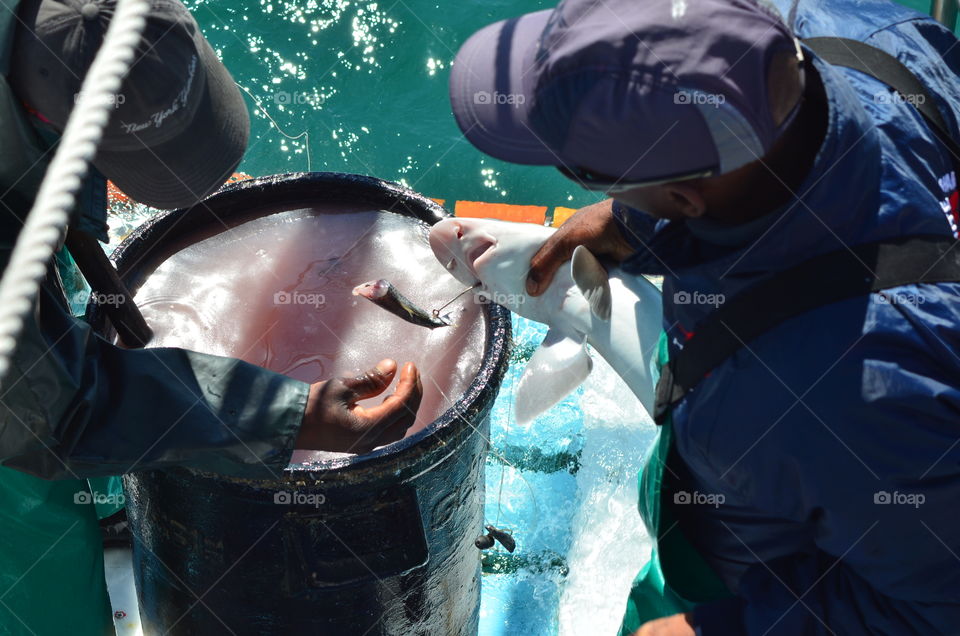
557,164,716,192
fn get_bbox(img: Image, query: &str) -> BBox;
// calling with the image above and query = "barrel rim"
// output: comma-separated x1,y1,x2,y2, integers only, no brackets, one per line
95,171,512,476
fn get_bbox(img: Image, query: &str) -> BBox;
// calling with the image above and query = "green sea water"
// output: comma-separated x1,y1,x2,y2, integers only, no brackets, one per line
185,0,604,211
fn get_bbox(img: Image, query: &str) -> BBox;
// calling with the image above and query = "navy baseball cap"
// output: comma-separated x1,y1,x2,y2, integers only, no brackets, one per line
10,0,250,209
449,0,804,189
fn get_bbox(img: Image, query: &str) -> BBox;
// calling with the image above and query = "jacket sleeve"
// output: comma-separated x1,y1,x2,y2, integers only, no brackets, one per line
0,278,308,480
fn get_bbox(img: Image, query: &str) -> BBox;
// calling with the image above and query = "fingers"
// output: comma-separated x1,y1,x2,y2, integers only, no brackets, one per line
527,229,577,296
297,361,421,454
346,363,421,453
526,199,618,296
339,359,397,402
361,362,422,432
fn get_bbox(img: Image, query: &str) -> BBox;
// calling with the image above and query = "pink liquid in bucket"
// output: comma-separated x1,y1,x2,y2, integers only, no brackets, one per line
132,208,486,462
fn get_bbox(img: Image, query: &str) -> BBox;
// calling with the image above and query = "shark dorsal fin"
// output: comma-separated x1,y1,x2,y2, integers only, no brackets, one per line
571,245,612,321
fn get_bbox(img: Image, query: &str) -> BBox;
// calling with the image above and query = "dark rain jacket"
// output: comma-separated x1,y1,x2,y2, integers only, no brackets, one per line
0,13,307,481
615,0,960,632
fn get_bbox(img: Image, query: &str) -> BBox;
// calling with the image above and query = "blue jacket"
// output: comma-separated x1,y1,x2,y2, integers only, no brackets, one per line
615,0,960,632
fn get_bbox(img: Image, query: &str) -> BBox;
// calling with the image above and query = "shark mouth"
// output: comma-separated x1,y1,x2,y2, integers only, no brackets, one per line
441,234,496,285
467,239,495,270
430,219,495,287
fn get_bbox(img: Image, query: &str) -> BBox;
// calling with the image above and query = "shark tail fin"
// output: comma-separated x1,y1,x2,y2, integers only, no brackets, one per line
515,329,592,425
571,245,612,321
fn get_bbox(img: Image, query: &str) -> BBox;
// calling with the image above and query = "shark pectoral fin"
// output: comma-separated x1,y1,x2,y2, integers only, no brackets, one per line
571,245,612,321
515,330,593,425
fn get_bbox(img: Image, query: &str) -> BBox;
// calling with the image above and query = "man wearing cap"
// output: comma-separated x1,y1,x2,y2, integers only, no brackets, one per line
452,0,960,633
5,0,423,476
0,0,421,631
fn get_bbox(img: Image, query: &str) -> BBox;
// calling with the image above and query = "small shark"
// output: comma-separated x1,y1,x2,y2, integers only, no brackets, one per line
429,218,662,423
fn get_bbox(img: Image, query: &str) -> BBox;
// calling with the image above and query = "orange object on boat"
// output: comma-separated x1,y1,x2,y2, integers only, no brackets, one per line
107,173,579,226
454,200,547,224
106,180,131,205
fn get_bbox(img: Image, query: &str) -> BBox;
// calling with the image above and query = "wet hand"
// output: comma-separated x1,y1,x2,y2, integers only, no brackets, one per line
297,359,422,453
526,199,635,296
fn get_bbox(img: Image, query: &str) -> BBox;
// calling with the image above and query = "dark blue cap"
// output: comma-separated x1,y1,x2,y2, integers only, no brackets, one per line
450,0,803,188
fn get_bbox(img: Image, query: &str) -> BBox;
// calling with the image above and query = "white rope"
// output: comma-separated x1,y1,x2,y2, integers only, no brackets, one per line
0,0,152,383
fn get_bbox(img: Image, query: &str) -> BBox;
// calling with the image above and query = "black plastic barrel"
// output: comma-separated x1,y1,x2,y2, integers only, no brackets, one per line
94,173,512,635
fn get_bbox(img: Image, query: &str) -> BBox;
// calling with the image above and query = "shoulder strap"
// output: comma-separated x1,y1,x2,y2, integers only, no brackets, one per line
654,235,960,424
803,36,960,171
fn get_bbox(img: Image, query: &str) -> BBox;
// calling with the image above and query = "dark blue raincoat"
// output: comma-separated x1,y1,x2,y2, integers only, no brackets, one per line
615,0,960,632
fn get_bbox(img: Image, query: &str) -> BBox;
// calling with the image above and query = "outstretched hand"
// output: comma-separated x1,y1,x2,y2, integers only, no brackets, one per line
525,199,635,296
297,359,423,454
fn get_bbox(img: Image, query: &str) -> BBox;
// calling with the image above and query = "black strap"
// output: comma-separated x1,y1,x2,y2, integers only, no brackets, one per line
653,38,960,424
804,37,960,172
65,228,153,348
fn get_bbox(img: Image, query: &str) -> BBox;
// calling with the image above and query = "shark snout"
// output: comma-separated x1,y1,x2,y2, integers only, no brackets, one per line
429,219,497,286
429,219,464,275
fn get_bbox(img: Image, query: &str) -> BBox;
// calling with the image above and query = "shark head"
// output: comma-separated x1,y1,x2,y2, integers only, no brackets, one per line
429,218,552,302
430,217,620,425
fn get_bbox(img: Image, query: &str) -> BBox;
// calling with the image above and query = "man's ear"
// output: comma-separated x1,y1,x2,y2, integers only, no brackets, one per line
663,182,706,218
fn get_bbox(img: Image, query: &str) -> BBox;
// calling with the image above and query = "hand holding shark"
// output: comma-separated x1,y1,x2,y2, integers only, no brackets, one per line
526,199,636,296
429,217,662,424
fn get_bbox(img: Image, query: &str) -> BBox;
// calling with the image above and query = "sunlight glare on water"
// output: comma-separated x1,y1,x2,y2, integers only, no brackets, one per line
178,0,598,207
